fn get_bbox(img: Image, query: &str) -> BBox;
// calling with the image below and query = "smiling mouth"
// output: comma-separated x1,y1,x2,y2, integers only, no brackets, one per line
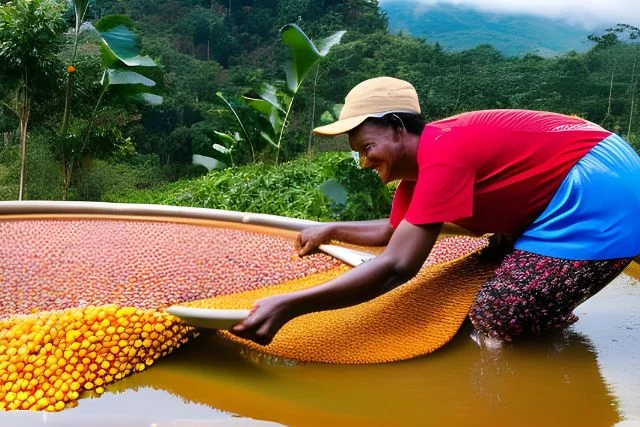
365,163,386,181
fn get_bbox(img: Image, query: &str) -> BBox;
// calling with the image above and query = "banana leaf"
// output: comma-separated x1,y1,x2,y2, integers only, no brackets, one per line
213,130,240,148
245,97,283,134
279,24,345,93
100,71,162,105
212,143,230,154
257,84,284,113
320,178,348,205
260,131,279,149
70,0,90,35
86,15,156,68
105,69,155,86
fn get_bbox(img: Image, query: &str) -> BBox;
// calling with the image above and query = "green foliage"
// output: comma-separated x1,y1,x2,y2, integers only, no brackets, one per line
3,0,640,210
89,15,161,103
0,0,66,199
280,23,346,93
71,0,90,36
237,24,345,163
56,10,163,199
73,157,157,201
70,151,207,202
211,130,243,167
0,0,66,81
0,133,60,200
326,154,393,220
118,152,392,221
77,0,388,171
320,103,343,124
588,24,640,50
213,92,255,162
94,15,157,68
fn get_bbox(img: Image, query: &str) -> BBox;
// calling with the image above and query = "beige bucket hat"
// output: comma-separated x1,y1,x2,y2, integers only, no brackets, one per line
313,76,421,136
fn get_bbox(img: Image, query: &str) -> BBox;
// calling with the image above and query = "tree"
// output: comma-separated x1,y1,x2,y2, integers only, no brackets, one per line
588,24,640,132
174,6,226,61
55,14,163,199
0,0,66,199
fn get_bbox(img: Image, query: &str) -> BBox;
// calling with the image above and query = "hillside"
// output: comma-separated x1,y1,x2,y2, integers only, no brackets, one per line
381,1,600,56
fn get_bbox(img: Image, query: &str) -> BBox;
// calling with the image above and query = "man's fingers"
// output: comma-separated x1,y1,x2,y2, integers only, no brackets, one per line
231,319,254,334
230,316,275,346
254,320,276,346
231,322,246,332
231,307,261,332
298,241,314,256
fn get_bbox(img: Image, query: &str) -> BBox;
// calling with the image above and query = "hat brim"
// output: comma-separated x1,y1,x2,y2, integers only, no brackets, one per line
312,114,371,136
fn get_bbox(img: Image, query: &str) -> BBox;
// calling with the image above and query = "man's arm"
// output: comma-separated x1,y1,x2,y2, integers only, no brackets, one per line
296,219,394,255
233,220,442,344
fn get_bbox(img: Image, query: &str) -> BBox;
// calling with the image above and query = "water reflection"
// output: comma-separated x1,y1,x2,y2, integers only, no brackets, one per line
469,329,618,426
110,320,619,427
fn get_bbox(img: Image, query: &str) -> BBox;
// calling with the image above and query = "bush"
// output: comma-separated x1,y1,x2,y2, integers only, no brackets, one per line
115,152,393,221
72,153,209,202
26,134,61,200
0,134,60,200
328,153,394,220
73,157,162,202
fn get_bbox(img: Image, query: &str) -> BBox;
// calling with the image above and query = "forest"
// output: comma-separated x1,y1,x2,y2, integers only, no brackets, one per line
1,0,639,220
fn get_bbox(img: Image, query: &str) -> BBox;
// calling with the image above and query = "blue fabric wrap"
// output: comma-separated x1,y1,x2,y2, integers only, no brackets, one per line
515,133,640,260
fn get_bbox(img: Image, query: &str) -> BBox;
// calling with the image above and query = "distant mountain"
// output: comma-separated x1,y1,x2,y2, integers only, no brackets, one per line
380,1,602,57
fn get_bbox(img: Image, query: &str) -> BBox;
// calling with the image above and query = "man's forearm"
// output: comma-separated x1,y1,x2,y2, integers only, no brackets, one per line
328,219,393,246
287,253,413,315
289,221,441,315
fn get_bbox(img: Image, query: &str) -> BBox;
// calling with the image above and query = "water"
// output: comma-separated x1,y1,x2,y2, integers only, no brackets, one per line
5,273,638,427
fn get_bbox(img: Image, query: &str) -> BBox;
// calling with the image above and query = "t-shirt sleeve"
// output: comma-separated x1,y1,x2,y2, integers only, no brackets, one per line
404,163,475,225
389,180,416,228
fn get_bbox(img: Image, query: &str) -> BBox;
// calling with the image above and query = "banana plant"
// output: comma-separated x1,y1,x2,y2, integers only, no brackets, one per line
243,83,286,155
245,24,345,164
61,10,161,135
60,0,91,133
215,91,255,162
58,13,162,199
87,15,162,110
211,130,242,167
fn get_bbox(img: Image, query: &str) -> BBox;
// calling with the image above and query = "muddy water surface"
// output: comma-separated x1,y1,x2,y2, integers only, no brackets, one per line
4,273,638,427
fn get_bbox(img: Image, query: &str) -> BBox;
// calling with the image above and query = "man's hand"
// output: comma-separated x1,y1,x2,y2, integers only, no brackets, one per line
295,225,335,256
231,294,296,345
233,221,440,345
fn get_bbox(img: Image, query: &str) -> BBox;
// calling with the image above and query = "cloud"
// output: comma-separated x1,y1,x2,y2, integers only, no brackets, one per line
380,0,640,29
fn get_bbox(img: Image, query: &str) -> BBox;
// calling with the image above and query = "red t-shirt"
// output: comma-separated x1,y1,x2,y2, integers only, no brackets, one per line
389,109,611,235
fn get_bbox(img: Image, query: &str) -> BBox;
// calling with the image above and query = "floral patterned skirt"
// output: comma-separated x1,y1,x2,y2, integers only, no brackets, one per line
468,249,632,341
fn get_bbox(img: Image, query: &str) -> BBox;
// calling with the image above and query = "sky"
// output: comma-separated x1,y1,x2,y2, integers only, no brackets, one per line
380,0,640,29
